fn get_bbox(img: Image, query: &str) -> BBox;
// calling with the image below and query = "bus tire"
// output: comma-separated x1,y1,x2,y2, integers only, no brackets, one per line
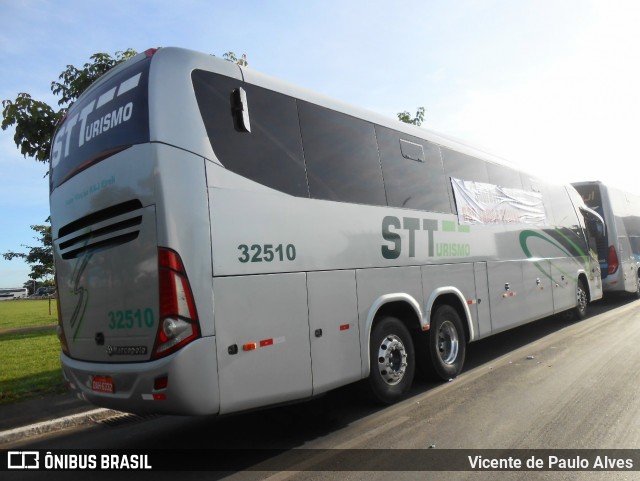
573,278,588,320
423,305,466,381
367,316,415,405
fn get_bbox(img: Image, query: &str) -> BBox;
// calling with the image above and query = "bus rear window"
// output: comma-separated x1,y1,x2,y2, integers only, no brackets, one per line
573,183,603,210
50,57,151,190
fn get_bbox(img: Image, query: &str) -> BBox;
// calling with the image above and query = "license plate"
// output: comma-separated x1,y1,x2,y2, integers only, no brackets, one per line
91,375,115,394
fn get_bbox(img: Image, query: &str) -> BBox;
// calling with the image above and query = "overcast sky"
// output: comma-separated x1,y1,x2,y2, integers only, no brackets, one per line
1,0,639,287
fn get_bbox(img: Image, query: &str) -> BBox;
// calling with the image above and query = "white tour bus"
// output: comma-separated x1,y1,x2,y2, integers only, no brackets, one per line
0,288,28,300
50,47,604,416
573,181,640,297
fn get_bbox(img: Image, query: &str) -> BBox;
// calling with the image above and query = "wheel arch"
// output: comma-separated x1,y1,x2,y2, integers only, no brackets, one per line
577,271,591,302
426,287,475,344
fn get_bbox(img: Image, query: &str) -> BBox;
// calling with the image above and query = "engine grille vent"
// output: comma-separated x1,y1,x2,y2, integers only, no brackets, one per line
57,200,144,260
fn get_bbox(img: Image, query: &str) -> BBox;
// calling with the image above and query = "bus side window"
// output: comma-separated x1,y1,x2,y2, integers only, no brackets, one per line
375,125,451,213
298,101,386,206
442,147,490,215
486,162,524,190
192,70,309,198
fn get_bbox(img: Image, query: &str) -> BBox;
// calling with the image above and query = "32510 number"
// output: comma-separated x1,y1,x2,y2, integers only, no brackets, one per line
238,244,297,263
108,308,155,329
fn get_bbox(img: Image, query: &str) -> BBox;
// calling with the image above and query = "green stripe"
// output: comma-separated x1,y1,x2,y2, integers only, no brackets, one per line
442,220,456,232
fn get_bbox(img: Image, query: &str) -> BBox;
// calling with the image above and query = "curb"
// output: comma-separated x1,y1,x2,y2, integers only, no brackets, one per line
0,408,121,446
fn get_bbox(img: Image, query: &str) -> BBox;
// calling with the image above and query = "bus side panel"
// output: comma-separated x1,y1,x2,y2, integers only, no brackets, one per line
607,185,637,293
602,217,628,293
551,258,578,313
213,273,312,415
307,270,361,394
206,186,474,277
154,146,215,337
486,260,526,333
355,267,423,377
473,262,491,339
616,233,637,293
522,259,554,323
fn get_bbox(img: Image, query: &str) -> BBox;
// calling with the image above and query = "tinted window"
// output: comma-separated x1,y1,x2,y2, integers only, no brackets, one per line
192,70,309,197
375,126,451,213
298,101,386,205
486,162,524,189
51,57,151,189
442,147,490,184
572,183,603,211
442,147,490,214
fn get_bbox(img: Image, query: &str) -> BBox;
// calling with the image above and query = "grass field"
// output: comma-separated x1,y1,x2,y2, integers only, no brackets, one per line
0,298,58,331
0,299,66,405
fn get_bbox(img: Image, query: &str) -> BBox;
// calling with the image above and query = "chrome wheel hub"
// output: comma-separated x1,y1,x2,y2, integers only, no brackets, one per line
377,334,408,386
437,320,459,365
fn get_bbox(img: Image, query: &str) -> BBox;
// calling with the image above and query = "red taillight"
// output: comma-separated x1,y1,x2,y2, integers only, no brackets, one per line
152,248,200,359
154,375,168,391
608,245,619,275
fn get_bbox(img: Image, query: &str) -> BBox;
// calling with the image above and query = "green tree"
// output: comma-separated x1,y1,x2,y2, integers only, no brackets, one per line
397,106,426,126
3,224,54,282
2,49,138,164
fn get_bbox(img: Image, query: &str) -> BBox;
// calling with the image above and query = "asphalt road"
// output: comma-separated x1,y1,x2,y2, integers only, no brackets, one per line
5,296,640,480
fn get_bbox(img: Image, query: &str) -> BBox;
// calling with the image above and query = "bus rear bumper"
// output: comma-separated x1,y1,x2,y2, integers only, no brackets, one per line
602,273,628,293
61,336,220,416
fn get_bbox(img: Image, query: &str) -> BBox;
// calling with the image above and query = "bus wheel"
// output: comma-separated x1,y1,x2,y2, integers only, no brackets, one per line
424,305,466,381
573,279,588,320
367,316,415,404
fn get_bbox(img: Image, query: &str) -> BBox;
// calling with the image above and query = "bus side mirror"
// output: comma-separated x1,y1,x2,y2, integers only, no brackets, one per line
231,87,251,133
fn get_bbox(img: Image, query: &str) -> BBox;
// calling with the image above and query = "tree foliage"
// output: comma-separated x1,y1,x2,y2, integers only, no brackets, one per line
3,224,54,281
222,51,249,67
2,49,138,164
51,49,138,107
1,95,62,162
397,106,426,126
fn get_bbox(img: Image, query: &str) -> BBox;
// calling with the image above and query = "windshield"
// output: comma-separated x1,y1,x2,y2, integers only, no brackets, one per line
50,56,151,190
